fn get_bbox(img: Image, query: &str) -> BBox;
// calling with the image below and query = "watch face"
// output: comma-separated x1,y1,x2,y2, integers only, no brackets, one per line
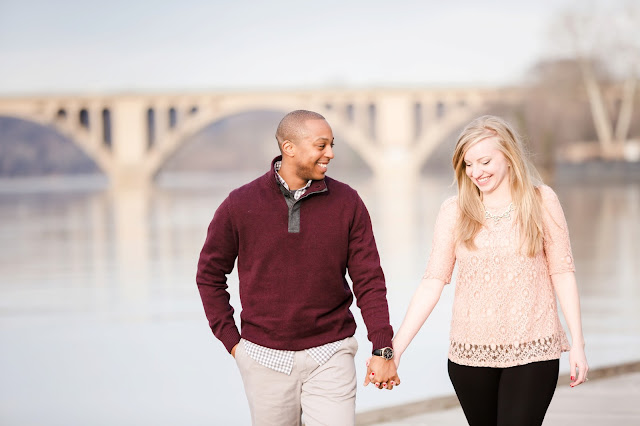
373,347,394,360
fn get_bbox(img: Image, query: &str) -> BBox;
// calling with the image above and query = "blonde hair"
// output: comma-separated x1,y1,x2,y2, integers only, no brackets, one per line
452,115,544,257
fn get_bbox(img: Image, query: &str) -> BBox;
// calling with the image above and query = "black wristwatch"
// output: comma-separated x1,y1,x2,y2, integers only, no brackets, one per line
372,347,394,360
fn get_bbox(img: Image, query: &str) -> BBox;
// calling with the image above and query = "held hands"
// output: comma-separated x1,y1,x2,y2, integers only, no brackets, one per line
569,345,589,387
364,356,401,390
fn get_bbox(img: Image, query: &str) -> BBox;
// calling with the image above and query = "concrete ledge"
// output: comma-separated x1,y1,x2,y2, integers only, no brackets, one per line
355,360,640,426
356,394,460,426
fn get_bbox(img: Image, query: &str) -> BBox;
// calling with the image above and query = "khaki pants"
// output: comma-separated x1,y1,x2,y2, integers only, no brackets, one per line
235,336,358,426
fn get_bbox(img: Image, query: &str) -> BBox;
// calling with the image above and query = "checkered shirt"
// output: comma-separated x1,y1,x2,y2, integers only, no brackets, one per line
242,338,346,375
274,161,312,200
241,162,342,374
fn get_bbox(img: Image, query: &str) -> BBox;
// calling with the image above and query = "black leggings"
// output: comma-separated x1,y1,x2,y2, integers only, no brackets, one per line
448,359,559,426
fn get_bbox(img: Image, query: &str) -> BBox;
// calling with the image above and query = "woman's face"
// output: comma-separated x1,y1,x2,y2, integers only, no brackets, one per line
463,136,511,198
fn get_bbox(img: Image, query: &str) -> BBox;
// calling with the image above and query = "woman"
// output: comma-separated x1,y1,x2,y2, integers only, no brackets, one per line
392,115,588,425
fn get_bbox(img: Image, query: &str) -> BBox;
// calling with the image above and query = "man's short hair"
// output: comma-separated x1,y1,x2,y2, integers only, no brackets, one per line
275,110,326,151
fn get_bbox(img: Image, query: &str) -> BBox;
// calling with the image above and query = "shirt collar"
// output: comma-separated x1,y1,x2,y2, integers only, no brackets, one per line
274,161,312,200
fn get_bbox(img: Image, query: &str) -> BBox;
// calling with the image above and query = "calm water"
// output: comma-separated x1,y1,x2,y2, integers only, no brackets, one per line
1,172,639,425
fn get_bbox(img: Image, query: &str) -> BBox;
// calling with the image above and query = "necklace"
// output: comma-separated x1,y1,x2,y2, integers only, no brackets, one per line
484,202,514,223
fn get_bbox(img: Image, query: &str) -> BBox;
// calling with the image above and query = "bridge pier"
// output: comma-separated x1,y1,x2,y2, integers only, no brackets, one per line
109,98,154,188
110,166,152,189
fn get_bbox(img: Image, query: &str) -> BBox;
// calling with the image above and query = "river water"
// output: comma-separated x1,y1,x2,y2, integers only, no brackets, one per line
0,171,639,425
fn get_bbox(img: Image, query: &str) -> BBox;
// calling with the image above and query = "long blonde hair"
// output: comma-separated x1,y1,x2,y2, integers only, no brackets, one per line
452,115,544,257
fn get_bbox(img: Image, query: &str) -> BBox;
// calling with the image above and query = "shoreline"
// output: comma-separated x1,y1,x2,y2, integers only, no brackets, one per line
0,159,638,193
355,360,640,425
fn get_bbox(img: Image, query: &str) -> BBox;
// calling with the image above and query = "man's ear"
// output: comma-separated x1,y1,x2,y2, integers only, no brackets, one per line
282,140,295,157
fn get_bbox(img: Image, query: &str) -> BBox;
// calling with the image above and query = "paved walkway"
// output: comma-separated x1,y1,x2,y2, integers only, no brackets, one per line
357,362,640,426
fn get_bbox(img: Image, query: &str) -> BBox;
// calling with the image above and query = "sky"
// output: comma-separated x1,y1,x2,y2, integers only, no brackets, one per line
0,0,602,95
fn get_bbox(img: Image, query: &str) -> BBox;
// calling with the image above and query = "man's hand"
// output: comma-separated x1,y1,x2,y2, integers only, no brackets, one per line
364,356,400,390
231,343,238,358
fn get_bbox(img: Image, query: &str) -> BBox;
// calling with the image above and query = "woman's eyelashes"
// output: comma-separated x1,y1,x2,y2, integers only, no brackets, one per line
465,160,491,167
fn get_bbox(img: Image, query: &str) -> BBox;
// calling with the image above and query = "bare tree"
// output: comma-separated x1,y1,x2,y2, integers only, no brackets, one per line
550,0,639,159
611,2,639,146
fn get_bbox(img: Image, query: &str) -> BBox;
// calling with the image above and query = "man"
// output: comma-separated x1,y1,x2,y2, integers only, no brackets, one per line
196,110,399,425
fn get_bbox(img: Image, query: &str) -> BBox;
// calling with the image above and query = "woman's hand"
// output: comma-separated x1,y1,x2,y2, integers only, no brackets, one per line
568,344,589,387
364,356,400,390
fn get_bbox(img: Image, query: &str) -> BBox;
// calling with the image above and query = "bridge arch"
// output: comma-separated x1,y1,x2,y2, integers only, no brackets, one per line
0,101,117,177
145,102,377,180
156,109,286,177
0,114,104,177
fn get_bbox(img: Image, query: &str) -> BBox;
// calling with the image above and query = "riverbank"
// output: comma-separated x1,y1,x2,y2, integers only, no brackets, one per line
357,360,640,425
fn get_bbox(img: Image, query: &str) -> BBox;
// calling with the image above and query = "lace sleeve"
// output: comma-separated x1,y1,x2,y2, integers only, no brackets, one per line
422,196,458,284
540,186,575,275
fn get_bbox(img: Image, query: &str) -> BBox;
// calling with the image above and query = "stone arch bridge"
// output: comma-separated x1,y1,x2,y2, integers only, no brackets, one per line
0,88,523,187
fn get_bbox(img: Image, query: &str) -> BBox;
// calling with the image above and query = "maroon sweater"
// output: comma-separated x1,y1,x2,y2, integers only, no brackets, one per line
197,157,393,353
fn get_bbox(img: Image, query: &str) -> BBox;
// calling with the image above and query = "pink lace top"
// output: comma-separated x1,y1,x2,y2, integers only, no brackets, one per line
424,185,573,367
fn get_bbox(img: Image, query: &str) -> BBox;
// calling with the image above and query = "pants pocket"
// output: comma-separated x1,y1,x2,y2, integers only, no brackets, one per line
345,336,359,355
234,340,246,367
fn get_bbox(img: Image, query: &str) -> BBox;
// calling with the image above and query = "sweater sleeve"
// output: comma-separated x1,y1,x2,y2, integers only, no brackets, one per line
540,185,575,275
422,196,458,284
347,194,394,351
196,196,241,353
